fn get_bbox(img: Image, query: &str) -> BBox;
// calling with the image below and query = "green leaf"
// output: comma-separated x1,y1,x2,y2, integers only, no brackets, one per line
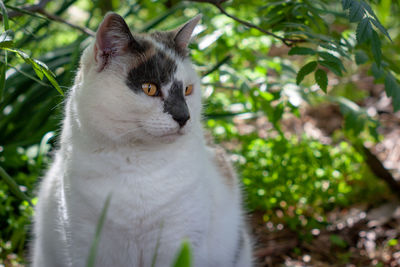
319,60,342,76
384,73,396,97
315,69,328,93
0,29,13,48
0,1,9,30
0,56,5,100
355,51,368,65
371,31,382,67
5,48,63,95
173,241,192,267
371,63,384,80
43,69,63,95
288,47,316,56
87,194,112,267
0,166,33,206
318,52,345,70
349,0,364,22
356,18,372,44
342,0,352,10
330,234,347,248
296,61,317,85
370,18,392,42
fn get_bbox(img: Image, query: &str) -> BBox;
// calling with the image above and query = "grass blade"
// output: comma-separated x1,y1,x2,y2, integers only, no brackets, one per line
0,166,33,206
172,240,192,267
86,194,112,267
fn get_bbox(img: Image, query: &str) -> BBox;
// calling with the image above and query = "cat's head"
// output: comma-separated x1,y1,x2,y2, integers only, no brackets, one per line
74,13,202,145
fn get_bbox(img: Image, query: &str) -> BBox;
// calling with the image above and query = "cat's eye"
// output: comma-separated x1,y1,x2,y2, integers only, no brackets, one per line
142,83,158,96
185,84,193,96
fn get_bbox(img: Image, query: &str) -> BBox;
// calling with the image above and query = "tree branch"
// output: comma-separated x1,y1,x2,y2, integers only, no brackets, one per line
2,0,95,37
190,0,306,46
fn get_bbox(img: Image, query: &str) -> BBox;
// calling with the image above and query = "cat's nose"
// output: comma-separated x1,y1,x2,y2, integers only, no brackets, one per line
173,114,190,127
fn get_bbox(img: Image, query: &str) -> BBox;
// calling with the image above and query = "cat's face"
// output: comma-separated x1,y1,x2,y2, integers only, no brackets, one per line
75,13,202,145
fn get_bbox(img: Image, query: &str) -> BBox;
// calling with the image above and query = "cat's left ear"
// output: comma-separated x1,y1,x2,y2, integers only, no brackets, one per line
174,14,202,55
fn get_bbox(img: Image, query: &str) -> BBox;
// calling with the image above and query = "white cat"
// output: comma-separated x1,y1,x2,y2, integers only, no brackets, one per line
32,13,252,267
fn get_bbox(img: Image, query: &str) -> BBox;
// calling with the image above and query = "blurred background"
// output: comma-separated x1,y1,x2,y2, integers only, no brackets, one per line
0,0,399,266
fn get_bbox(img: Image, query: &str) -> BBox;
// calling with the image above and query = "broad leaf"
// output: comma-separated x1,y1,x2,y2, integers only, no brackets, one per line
342,0,352,9
370,18,392,42
315,69,328,93
5,48,63,95
296,61,317,85
371,31,382,67
288,46,316,56
384,73,396,98
356,18,372,44
349,0,364,22
319,60,342,76
318,51,345,71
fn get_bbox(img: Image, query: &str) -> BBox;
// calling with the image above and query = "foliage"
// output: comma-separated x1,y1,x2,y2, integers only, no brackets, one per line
0,0,399,264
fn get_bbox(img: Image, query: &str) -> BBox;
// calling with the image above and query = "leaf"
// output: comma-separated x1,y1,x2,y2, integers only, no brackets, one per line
318,52,345,70
4,48,63,95
384,73,396,97
87,194,112,267
356,18,372,44
342,0,352,10
0,29,14,48
355,51,368,65
371,31,382,67
0,1,9,30
288,47,316,56
349,0,365,22
0,56,5,100
173,241,192,267
319,60,342,76
0,166,33,206
296,61,317,85
370,18,392,42
315,69,328,93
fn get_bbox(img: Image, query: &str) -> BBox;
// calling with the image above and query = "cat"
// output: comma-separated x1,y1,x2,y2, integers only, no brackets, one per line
32,12,252,267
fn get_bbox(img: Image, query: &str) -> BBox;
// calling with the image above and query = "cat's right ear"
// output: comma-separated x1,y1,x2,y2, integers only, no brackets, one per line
94,13,141,71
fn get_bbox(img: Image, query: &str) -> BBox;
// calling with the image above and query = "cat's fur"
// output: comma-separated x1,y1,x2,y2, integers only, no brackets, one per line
32,13,252,267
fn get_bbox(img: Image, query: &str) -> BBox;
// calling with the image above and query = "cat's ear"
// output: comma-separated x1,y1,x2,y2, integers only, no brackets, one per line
173,14,202,55
94,12,141,70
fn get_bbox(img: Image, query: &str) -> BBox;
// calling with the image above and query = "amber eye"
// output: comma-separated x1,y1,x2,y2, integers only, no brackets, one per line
185,84,193,96
141,83,159,96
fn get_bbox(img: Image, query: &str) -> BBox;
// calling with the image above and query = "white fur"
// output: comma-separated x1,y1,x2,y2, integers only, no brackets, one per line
32,35,252,267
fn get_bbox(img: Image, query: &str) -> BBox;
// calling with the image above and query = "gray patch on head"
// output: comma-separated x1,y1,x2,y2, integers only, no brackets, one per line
163,80,190,127
150,31,188,58
126,50,177,93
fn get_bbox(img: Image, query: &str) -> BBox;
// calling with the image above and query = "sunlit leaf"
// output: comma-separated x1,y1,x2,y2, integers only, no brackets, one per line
296,61,317,85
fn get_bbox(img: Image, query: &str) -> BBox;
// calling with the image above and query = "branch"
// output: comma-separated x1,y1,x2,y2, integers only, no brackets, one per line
2,0,95,37
362,145,400,197
38,9,95,36
190,0,306,46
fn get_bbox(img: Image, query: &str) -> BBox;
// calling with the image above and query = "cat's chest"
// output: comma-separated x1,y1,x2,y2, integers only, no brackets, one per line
64,146,208,226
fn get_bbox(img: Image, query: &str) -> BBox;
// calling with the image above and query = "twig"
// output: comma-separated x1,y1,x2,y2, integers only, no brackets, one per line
214,3,305,46
190,0,306,46
1,0,95,37
202,54,231,76
38,9,95,36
